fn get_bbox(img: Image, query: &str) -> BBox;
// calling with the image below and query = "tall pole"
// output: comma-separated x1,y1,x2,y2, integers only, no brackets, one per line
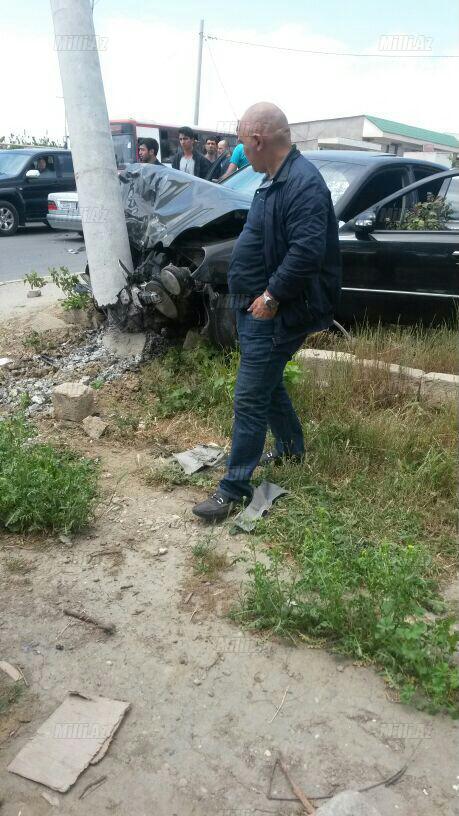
193,19,204,127
50,0,133,308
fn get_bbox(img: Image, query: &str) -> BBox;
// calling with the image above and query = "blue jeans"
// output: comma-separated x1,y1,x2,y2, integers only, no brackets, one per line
219,311,307,500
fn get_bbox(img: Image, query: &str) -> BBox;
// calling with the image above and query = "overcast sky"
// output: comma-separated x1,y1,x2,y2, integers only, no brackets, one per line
1,0,457,142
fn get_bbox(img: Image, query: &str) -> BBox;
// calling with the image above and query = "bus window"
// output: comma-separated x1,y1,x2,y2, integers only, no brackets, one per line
110,122,136,167
160,128,179,164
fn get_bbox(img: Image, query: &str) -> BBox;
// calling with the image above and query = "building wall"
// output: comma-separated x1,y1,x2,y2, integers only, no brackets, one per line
289,116,366,150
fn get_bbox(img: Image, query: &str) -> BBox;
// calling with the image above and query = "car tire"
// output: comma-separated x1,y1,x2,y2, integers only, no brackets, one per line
0,201,19,236
206,291,238,349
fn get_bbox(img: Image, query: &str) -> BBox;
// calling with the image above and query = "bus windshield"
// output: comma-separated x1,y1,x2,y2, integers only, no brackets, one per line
110,123,136,167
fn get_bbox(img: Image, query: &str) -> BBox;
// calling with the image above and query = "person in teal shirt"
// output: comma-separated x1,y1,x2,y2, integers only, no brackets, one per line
220,142,249,178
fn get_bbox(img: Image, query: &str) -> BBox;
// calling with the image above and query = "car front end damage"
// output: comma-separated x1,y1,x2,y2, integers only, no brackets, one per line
87,164,250,347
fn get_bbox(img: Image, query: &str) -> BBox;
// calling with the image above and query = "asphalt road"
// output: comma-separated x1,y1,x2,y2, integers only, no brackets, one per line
0,224,86,284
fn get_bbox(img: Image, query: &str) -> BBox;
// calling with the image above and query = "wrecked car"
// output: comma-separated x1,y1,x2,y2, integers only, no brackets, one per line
83,152,459,346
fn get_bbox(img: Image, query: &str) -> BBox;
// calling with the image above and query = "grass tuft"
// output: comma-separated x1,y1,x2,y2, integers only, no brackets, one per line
0,414,98,534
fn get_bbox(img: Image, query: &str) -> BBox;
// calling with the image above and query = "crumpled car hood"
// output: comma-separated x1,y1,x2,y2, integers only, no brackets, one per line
120,163,252,251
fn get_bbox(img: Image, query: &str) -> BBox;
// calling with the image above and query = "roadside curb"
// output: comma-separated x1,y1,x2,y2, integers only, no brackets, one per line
297,348,459,406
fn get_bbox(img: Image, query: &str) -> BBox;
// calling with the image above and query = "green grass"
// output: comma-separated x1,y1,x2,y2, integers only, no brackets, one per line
0,414,99,534
145,460,216,490
192,536,229,579
138,327,458,715
0,680,23,715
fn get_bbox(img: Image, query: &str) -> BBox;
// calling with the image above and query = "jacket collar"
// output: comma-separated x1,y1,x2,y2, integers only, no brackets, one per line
271,145,301,184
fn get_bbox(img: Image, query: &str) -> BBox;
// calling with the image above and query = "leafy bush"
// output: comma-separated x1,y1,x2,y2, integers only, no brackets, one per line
24,271,46,290
49,266,90,311
393,194,452,231
0,415,98,533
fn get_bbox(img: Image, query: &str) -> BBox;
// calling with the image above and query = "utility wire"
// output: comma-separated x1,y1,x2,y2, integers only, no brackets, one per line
205,40,239,121
206,34,459,59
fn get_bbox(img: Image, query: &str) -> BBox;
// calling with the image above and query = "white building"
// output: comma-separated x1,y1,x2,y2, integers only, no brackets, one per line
289,115,459,165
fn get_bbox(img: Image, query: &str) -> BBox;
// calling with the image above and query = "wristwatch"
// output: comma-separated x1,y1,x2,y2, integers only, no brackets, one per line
263,291,278,311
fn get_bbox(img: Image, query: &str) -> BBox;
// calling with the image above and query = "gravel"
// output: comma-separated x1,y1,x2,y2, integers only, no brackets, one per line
0,328,170,417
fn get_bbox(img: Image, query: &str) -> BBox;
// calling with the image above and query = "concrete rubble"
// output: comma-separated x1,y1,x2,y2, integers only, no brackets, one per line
82,415,108,439
52,382,94,422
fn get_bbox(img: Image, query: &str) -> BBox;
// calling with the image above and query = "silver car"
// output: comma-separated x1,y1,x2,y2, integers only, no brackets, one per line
47,191,82,233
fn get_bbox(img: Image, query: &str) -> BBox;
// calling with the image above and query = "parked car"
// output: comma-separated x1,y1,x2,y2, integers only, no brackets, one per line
47,191,82,233
0,148,75,236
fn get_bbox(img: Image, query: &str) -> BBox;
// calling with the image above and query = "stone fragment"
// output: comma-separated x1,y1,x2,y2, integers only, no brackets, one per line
62,309,92,328
52,382,94,422
316,790,381,816
102,329,146,359
421,371,459,405
27,290,42,299
82,415,108,440
182,329,206,351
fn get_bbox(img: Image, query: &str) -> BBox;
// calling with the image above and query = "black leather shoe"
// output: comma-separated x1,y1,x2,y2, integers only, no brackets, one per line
259,450,305,466
192,490,237,522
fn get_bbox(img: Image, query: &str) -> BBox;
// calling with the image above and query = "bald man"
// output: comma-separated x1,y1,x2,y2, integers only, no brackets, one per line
193,102,341,521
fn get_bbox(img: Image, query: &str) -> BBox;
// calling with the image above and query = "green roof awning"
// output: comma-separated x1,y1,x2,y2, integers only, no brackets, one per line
365,115,459,149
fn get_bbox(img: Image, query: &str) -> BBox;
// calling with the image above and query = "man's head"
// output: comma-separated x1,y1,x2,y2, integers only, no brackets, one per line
204,136,218,159
178,127,195,156
37,157,48,172
217,139,230,156
237,102,291,174
138,138,159,163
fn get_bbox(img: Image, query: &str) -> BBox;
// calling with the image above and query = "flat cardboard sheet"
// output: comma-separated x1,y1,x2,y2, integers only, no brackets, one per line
8,692,129,792
173,444,225,475
231,480,289,533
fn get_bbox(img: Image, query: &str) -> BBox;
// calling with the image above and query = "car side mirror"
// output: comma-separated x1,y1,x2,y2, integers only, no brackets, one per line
26,169,40,179
354,210,376,238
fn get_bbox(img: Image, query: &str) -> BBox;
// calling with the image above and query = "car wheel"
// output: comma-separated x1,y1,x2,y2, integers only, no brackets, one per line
0,201,19,236
206,291,238,349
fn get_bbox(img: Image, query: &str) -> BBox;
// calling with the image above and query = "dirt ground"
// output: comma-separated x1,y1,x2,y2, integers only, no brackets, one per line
0,298,458,816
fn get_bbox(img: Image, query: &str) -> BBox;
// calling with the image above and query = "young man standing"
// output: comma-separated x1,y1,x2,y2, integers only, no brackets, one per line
172,127,211,179
193,102,341,522
204,136,218,163
138,138,162,165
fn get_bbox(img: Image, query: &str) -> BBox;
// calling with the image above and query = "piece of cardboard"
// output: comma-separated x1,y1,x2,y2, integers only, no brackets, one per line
8,692,129,792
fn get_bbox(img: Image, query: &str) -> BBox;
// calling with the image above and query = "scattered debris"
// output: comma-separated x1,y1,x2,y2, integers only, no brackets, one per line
268,685,289,724
82,415,108,440
275,755,316,814
63,608,116,635
0,661,24,683
184,591,194,604
58,534,73,547
67,246,86,254
316,791,381,815
52,382,94,422
173,444,225,475
78,774,107,800
0,357,13,367
8,692,130,792
101,328,147,360
231,481,288,533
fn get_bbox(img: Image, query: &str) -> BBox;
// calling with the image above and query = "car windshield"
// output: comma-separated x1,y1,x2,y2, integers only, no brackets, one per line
0,152,29,177
221,157,364,206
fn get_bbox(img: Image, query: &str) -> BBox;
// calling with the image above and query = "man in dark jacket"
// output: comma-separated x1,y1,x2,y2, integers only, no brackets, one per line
172,126,211,179
193,102,341,522
138,138,162,165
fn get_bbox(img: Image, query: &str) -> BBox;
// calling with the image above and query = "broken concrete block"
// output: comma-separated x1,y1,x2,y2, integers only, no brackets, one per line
316,790,381,815
102,328,146,359
52,382,94,422
82,415,107,440
62,308,93,328
421,371,459,405
27,290,42,299
183,329,206,351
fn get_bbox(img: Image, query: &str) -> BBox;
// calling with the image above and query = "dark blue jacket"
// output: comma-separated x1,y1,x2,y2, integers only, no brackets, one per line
263,147,341,338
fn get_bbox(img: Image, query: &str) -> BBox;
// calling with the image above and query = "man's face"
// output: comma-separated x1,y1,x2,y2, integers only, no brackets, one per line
217,141,227,156
138,144,150,162
37,158,47,172
179,134,193,153
237,120,267,173
205,139,217,155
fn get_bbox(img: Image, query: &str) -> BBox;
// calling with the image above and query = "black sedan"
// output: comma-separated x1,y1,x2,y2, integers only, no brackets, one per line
100,151,459,345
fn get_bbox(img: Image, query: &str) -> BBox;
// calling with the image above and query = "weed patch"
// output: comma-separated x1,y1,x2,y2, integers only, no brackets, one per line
138,329,457,714
192,536,229,580
0,414,98,534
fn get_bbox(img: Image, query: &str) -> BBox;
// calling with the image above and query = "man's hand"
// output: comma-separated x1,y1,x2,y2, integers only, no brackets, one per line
248,291,278,319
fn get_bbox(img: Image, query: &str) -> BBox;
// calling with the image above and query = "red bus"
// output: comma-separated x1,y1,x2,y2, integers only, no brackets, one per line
109,119,237,167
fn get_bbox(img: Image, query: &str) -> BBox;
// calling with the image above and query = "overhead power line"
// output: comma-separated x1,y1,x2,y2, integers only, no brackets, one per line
206,34,459,59
205,41,239,120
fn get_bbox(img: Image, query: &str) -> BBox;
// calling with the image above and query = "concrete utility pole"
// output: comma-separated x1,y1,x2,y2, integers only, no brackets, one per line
50,0,133,308
193,19,204,126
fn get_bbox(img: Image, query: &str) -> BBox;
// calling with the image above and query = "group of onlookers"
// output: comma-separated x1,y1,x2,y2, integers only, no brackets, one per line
137,126,249,182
